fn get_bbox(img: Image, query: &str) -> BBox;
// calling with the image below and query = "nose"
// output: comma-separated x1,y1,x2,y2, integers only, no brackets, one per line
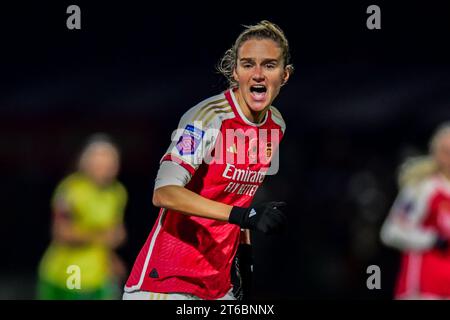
252,66,265,82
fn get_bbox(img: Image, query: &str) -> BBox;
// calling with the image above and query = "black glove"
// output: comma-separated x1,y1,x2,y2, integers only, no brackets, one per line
228,201,287,234
231,244,253,300
434,236,449,252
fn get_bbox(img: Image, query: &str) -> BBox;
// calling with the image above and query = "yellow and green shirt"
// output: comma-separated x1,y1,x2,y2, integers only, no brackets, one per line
38,173,127,291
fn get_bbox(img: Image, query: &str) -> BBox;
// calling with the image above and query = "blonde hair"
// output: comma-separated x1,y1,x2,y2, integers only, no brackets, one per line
398,156,438,188
398,122,450,187
217,20,294,88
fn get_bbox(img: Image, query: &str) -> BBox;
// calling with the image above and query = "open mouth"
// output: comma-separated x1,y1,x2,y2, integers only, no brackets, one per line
250,85,267,102
250,85,267,94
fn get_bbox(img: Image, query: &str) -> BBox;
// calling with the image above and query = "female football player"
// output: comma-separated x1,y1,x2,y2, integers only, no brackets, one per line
124,20,293,300
38,134,128,299
381,123,450,299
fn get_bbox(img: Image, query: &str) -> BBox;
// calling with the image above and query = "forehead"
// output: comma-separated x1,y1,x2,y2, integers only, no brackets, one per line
85,144,118,158
237,38,282,60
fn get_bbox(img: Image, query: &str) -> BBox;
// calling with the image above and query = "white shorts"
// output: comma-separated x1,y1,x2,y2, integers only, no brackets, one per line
122,289,236,301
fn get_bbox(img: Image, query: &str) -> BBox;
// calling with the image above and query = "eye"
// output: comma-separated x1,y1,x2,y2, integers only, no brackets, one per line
265,63,276,69
242,63,253,69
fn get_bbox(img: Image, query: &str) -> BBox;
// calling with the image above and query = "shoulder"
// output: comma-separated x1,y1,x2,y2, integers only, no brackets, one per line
404,176,439,202
270,106,286,133
55,173,83,192
179,92,235,129
51,173,84,206
425,174,450,197
112,180,128,202
419,175,440,194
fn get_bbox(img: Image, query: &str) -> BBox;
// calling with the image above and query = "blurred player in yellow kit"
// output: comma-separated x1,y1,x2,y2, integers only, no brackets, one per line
37,134,128,299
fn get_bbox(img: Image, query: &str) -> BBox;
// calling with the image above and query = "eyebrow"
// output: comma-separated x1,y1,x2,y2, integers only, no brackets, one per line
239,58,280,64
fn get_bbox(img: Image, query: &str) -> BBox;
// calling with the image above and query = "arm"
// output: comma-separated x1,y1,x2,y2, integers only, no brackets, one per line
380,183,438,251
152,115,233,221
152,162,286,234
100,223,127,249
380,218,438,251
52,201,126,248
51,199,93,246
53,217,126,248
153,185,232,221
231,230,253,300
240,229,251,244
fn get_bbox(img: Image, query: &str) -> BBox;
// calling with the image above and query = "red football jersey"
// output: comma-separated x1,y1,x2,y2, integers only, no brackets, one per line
387,175,450,298
125,88,286,299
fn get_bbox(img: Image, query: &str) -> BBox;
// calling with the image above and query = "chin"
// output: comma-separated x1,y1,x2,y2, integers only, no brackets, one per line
248,101,269,112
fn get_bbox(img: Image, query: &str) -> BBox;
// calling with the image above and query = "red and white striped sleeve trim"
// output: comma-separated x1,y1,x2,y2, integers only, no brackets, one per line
160,154,196,176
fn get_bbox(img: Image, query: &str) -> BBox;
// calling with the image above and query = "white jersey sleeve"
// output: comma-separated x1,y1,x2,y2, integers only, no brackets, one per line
154,161,191,190
155,93,234,189
380,180,438,251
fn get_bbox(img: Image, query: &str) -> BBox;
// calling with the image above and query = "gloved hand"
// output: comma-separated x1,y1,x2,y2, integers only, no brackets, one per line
228,201,287,234
434,236,449,252
231,243,253,300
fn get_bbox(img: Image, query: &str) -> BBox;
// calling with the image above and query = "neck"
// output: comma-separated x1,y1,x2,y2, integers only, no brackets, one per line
82,171,112,187
441,171,450,182
251,108,268,123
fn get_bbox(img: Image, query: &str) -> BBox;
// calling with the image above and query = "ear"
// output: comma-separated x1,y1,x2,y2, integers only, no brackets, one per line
281,67,290,86
233,68,239,83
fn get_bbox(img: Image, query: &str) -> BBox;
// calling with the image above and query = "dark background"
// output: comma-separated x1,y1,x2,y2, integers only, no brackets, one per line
1,1,450,299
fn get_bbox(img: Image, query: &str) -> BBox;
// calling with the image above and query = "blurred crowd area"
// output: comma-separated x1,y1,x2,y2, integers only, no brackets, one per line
1,1,450,299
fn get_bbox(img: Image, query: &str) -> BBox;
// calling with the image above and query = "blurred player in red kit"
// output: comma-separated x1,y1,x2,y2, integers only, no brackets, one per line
381,123,450,299
123,20,294,300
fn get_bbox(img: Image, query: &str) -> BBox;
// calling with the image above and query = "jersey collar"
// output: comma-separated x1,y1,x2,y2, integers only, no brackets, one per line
226,88,269,127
